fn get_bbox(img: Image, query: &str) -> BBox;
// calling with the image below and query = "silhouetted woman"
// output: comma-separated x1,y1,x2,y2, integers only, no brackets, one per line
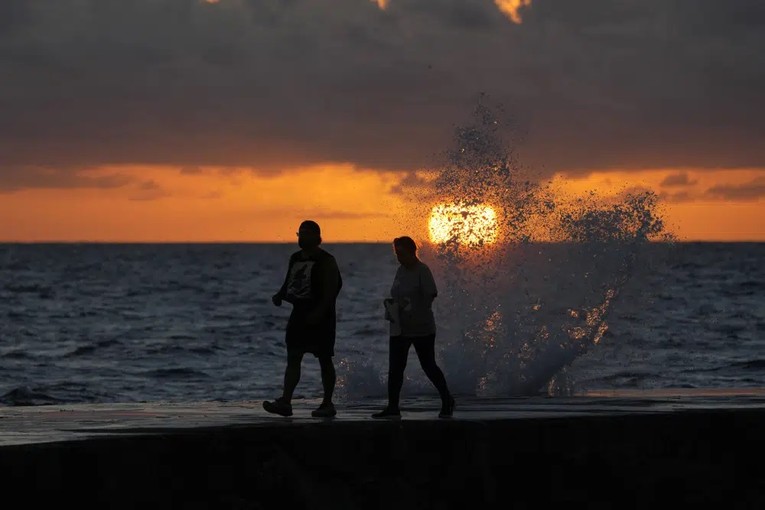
372,236,454,419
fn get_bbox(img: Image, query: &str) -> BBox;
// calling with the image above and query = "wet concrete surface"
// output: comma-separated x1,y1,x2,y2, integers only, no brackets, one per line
2,390,765,508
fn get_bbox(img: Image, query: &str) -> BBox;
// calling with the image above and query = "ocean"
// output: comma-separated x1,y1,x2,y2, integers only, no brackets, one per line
1,242,763,406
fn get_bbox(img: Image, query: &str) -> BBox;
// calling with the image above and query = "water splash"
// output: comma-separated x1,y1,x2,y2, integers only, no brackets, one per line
392,98,671,397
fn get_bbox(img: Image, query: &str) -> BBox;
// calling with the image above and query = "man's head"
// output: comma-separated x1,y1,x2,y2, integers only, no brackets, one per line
297,220,322,250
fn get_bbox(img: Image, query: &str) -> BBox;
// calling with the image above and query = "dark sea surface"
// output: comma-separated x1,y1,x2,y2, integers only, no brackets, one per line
1,243,763,406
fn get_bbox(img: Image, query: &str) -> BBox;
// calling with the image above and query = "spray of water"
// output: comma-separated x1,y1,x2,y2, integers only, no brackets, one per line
340,98,671,399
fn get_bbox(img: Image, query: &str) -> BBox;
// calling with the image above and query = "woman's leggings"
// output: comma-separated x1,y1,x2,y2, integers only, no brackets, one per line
387,334,450,408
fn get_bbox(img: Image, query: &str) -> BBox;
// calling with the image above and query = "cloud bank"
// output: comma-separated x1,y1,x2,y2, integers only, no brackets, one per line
1,0,764,189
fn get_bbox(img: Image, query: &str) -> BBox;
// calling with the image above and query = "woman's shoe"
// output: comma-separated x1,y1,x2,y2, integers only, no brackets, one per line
371,407,401,419
311,402,337,418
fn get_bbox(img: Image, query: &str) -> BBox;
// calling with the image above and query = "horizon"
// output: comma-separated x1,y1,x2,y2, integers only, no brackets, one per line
2,239,762,245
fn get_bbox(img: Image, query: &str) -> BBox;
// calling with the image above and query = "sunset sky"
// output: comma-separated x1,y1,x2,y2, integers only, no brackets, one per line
1,0,764,242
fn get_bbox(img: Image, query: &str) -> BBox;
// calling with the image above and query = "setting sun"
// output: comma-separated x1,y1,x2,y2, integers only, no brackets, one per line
428,203,499,246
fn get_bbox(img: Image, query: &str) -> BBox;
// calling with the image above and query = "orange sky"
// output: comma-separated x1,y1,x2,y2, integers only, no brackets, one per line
1,165,763,242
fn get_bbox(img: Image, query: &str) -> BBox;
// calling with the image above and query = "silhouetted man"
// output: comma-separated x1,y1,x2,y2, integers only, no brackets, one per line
264,220,342,417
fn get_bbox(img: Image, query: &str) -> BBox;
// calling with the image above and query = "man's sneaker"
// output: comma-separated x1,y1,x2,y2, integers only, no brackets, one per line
263,397,292,417
371,407,401,419
438,396,455,419
311,402,337,418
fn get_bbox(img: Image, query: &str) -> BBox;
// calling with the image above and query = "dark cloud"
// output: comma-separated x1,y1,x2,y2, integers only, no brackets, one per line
255,208,390,221
1,0,764,188
0,167,133,193
129,180,171,201
311,210,391,220
389,171,430,194
658,191,695,203
0,0,32,35
660,172,698,187
138,180,161,191
706,178,765,201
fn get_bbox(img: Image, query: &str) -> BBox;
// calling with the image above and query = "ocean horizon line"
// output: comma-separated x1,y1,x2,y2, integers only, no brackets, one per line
0,240,763,245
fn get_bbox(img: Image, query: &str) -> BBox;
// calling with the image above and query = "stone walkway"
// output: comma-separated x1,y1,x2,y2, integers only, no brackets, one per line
3,388,765,447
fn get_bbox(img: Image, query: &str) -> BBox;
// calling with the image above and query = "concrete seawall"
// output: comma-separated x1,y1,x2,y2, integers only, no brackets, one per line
2,396,765,508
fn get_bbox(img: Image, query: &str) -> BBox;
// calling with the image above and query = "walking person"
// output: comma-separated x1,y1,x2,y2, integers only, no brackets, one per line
264,220,342,418
373,236,455,419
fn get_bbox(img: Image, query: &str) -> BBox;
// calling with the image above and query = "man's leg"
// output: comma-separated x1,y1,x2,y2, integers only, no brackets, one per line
282,350,304,402
264,350,302,417
318,355,336,404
